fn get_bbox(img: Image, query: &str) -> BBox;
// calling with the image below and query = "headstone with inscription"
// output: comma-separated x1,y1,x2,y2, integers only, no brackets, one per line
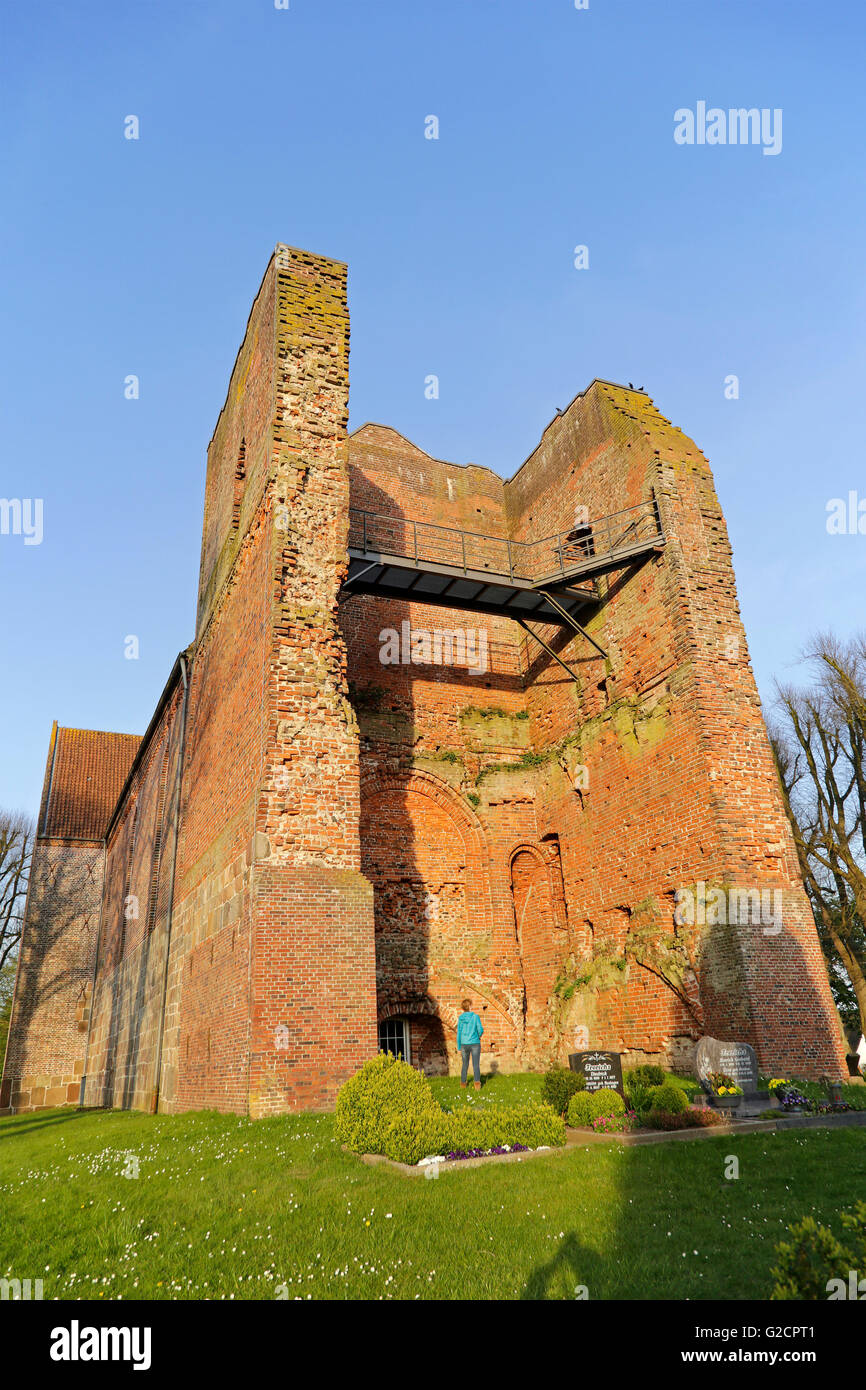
695,1036,759,1091
568,1050,625,1097
695,1036,768,1116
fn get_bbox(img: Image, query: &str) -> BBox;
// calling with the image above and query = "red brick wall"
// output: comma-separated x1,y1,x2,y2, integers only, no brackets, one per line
503,383,847,1078
247,248,378,1115
85,680,186,1112
1,839,104,1113
340,383,846,1082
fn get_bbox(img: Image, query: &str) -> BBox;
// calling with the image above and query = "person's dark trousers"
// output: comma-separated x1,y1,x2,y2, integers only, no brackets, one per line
460,1043,481,1085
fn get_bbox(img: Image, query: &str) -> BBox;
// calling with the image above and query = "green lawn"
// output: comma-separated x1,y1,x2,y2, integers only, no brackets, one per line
2,1080,865,1301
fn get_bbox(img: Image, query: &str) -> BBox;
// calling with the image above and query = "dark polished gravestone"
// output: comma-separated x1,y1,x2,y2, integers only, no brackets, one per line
694,1036,771,1117
568,1050,625,1097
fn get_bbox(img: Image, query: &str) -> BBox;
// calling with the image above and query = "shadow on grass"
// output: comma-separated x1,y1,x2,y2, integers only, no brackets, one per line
520,1232,607,1300
0,1106,112,1143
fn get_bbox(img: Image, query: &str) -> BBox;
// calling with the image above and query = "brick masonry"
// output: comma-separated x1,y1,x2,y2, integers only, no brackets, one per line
1,245,848,1118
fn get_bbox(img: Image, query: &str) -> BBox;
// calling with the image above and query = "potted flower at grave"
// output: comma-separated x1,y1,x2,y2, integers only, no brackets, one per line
769,1078,811,1113
705,1072,744,1110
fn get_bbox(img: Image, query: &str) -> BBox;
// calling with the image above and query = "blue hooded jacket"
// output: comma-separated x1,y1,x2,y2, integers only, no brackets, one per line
457,1011,484,1048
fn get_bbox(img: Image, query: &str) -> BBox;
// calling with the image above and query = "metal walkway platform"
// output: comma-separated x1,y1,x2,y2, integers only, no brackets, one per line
342,499,664,629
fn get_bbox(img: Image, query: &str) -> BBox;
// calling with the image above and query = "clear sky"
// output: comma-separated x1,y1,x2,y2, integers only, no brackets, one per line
1,0,864,821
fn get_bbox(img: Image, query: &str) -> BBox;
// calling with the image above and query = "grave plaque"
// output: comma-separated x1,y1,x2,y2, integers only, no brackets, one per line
695,1036,759,1092
568,1050,625,1096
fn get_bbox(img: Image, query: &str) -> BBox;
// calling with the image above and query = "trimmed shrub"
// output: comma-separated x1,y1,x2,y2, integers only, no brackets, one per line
541,1066,586,1116
383,1101,566,1164
337,1056,566,1164
568,1086,626,1127
382,1111,450,1165
651,1084,688,1115
590,1087,626,1117
335,1052,442,1156
771,1204,866,1300
626,1063,666,1087
567,1092,595,1126
495,1100,567,1150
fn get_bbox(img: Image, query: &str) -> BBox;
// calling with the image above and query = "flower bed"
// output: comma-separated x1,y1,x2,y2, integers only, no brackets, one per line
442,1143,530,1162
768,1077,853,1116
591,1110,639,1135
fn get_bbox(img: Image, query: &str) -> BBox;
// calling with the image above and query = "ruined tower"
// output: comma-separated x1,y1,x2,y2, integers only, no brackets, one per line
1,245,848,1118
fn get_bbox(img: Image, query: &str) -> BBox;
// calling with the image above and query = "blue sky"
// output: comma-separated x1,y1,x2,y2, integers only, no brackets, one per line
1,0,864,820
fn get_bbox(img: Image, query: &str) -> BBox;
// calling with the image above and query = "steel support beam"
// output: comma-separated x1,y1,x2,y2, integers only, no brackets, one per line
537,588,608,659
514,618,584,683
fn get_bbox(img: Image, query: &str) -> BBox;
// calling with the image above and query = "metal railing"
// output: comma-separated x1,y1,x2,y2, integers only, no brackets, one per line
533,498,665,584
348,498,663,588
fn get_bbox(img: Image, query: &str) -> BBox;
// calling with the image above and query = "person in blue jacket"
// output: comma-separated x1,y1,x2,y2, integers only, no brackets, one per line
457,998,484,1090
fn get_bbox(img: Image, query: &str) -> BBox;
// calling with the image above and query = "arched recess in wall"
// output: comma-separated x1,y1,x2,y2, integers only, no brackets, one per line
360,770,499,1071
509,841,567,1067
377,995,454,1076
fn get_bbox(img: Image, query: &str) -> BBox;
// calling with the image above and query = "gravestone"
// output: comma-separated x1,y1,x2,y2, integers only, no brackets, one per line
695,1036,759,1092
568,1050,624,1097
695,1036,768,1117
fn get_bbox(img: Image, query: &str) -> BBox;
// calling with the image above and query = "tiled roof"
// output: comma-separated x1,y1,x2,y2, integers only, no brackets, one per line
38,725,142,841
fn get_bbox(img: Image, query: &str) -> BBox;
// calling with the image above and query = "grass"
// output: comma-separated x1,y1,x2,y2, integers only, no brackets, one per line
429,1069,544,1110
2,1079,865,1301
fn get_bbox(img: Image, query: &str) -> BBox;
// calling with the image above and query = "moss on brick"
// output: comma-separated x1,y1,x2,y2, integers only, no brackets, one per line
458,705,532,751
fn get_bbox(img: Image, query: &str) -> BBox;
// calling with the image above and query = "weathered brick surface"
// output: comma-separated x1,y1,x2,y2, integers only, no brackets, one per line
341,381,846,1082
84,678,186,1113
0,840,104,1114
5,254,847,1118
1,726,138,1115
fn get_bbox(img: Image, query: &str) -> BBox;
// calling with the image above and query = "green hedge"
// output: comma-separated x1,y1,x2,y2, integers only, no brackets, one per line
335,1052,442,1157
626,1063,666,1087
541,1066,586,1116
382,1100,566,1164
650,1084,688,1115
336,1055,566,1165
567,1086,625,1127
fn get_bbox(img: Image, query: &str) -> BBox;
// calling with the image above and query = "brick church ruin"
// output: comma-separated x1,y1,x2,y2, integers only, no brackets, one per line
2,244,848,1118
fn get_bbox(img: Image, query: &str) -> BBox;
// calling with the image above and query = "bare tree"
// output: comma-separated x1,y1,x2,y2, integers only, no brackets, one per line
771,633,866,1039
0,810,34,974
